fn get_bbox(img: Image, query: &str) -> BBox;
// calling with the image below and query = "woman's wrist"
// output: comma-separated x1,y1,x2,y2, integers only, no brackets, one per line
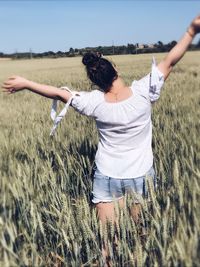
27,80,37,90
187,26,196,38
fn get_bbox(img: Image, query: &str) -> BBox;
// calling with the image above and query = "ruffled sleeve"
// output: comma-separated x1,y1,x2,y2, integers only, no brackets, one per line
71,91,97,117
149,57,164,102
50,88,98,136
135,57,164,103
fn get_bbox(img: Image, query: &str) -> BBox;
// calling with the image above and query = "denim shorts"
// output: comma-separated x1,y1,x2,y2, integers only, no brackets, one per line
91,166,157,204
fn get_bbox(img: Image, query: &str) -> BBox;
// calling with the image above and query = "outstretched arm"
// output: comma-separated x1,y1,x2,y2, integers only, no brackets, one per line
157,15,200,80
2,76,72,103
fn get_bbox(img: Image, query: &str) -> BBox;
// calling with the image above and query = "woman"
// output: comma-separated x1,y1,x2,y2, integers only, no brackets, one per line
2,15,200,266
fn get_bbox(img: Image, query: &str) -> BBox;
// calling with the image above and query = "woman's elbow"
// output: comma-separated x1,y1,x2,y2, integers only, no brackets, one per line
157,60,172,81
57,89,72,103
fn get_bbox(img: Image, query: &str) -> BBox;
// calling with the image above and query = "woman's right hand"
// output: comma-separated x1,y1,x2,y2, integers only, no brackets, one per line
2,76,30,94
188,15,200,37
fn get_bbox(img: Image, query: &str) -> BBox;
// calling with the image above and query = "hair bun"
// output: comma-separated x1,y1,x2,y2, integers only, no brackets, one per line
82,52,101,67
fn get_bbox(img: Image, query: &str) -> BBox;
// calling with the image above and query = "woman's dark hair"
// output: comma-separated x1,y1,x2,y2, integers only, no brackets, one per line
82,52,118,92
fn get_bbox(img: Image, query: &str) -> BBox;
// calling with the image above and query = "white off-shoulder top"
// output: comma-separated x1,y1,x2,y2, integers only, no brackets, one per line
50,58,164,178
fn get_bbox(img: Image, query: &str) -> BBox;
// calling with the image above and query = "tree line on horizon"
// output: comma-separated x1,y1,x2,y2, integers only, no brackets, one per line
1,39,200,60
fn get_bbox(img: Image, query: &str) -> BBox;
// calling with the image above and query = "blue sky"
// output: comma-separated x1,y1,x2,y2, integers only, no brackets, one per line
0,1,200,54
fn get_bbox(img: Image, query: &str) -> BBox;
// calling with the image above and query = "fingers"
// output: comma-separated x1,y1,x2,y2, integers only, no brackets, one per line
3,82,11,85
2,78,16,88
8,76,17,80
2,89,10,93
1,81,15,95
2,83,13,89
1,76,26,95
3,76,17,86
1,76,19,96
1,88,15,94
3,83,12,87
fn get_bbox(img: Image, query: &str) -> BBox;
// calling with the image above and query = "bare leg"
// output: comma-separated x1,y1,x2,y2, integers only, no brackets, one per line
130,203,142,224
95,199,145,266
95,198,124,267
131,202,148,242
95,198,124,224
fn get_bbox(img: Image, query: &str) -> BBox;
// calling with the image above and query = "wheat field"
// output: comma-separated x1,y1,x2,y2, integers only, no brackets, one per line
0,52,200,267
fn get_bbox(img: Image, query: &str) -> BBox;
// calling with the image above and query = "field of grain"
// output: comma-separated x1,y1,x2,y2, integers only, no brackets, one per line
0,58,11,61
0,53,200,267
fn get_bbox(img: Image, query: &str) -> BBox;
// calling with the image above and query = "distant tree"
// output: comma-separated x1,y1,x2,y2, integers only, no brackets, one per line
155,41,166,52
69,47,75,56
170,40,177,47
47,51,55,56
56,51,64,57
157,41,164,48
165,40,177,52
127,44,136,54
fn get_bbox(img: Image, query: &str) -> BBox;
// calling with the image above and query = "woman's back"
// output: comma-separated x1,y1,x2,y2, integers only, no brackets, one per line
71,63,164,178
